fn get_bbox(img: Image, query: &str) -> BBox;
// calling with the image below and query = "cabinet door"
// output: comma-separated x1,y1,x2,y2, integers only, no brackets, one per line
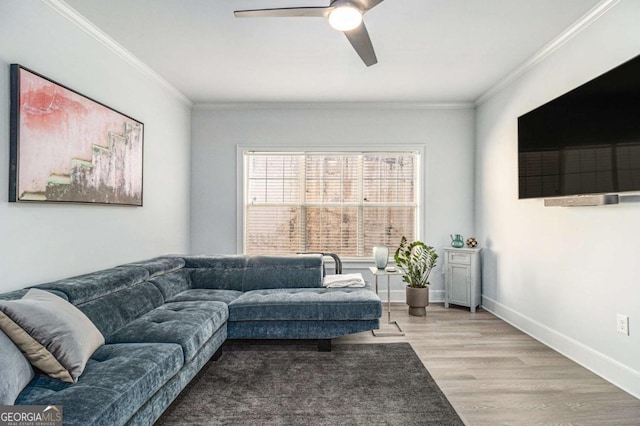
449,264,470,306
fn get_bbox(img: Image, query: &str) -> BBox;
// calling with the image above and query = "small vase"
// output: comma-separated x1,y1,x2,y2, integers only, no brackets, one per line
450,234,464,248
372,245,389,269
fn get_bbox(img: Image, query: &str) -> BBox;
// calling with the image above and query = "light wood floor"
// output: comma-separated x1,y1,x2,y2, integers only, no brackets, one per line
335,303,640,426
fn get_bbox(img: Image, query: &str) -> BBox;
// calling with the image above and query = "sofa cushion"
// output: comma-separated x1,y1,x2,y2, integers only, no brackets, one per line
186,255,247,291
16,343,183,426
77,282,164,338
184,255,324,291
242,255,323,291
0,330,34,405
149,270,192,301
119,256,186,278
32,266,149,304
228,287,382,321
168,289,243,304
107,301,228,363
0,289,104,383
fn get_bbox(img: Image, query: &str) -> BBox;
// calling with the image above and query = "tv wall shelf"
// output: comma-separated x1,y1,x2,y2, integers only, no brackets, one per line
544,194,619,207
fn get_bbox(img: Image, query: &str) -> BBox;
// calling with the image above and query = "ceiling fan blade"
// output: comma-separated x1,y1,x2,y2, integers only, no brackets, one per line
361,0,384,12
343,22,377,66
234,7,330,18
330,0,384,12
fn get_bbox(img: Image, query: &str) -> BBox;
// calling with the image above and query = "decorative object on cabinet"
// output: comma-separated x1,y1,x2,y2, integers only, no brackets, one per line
450,234,464,248
466,237,478,248
9,65,144,206
372,245,389,269
443,248,481,312
394,236,438,317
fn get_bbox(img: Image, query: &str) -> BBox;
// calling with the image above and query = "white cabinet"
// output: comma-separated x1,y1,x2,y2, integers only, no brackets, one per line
443,248,481,312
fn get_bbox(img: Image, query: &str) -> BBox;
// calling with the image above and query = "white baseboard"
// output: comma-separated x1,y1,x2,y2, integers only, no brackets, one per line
481,295,640,399
429,289,445,303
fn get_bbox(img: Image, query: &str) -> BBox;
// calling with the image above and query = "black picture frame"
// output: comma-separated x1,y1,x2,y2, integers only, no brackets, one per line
9,64,144,206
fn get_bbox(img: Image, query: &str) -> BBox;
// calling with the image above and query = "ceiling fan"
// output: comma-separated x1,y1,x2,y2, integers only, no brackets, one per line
234,0,384,67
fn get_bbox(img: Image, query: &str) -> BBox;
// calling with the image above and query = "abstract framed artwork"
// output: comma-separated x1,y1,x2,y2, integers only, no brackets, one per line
9,64,143,206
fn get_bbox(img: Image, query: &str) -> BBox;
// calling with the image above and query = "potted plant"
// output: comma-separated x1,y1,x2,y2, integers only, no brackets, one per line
394,236,438,317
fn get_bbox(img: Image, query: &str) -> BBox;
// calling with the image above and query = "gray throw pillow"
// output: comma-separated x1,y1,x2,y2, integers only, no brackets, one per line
0,289,105,383
0,330,34,404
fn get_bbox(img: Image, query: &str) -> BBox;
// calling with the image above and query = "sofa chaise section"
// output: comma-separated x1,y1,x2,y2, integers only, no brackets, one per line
176,254,382,342
227,287,381,340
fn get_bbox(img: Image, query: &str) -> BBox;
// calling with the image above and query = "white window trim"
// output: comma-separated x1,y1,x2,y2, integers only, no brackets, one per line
236,144,426,262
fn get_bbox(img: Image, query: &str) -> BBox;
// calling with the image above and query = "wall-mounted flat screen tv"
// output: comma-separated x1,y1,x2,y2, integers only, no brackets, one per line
518,54,640,199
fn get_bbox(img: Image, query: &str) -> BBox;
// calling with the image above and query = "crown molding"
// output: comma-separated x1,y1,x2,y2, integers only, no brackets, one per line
42,0,193,107
193,102,475,110
475,0,620,106
44,0,616,110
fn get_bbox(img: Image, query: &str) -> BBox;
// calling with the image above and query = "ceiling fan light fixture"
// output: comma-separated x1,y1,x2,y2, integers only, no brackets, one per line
328,6,362,31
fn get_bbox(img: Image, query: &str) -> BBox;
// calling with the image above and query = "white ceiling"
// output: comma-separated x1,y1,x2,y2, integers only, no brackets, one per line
63,0,603,104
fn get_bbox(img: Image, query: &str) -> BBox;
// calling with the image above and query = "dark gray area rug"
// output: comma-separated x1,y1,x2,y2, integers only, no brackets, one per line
155,341,463,425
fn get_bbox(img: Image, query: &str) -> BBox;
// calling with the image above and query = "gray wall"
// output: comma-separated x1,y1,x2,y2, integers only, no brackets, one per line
475,0,640,397
190,106,475,301
0,2,191,291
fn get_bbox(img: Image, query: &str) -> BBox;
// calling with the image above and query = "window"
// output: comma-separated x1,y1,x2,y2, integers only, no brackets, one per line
241,149,421,259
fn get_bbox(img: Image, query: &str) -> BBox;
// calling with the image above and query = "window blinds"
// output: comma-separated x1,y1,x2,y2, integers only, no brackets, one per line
244,151,418,258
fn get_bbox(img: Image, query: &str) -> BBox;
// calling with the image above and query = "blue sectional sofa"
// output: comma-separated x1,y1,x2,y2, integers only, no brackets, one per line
0,254,381,425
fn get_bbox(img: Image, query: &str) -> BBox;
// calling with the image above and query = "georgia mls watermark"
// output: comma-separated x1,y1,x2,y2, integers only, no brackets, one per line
0,405,62,426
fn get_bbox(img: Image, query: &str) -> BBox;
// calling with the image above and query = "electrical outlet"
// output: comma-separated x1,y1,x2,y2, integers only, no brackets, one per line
617,314,629,335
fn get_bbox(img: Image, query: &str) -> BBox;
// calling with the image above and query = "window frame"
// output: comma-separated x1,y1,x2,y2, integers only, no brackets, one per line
236,144,426,263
